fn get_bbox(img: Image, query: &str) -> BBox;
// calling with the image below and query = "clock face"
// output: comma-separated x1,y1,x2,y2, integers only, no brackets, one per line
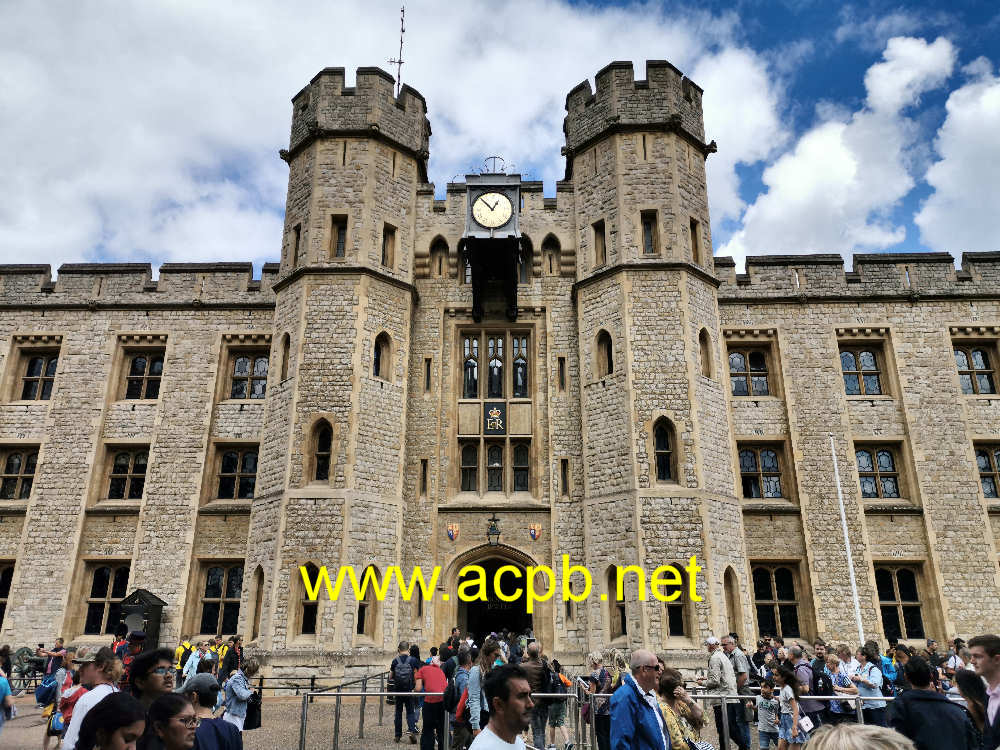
472,192,513,229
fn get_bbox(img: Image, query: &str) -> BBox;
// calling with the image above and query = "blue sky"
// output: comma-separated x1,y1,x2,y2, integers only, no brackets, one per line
0,0,997,272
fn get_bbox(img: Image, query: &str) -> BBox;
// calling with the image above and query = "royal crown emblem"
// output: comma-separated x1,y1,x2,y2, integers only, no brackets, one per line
529,523,542,541
447,523,459,542
488,406,501,419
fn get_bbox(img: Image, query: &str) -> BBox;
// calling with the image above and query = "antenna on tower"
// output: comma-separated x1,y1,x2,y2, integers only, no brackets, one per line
388,4,405,97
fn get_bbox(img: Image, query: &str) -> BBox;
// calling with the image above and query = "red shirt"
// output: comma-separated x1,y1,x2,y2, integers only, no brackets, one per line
416,664,447,703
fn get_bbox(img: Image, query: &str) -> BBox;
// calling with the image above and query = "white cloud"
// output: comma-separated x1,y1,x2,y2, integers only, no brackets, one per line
0,0,786,272
915,61,1000,253
719,37,956,269
834,6,951,52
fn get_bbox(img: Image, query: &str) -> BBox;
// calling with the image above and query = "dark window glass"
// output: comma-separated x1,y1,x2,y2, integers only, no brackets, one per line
90,566,111,598
204,567,224,598
487,444,503,492
752,568,773,600
301,602,318,635
488,337,503,398
875,568,895,601
778,605,801,637
199,603,220,635
513,443,529,492
667,604,685,636
881,605,902,641
774,567,795,600
756,604,777,638
512,336,528,398
461,443,478,492
84,603,106,635
654,423,673,481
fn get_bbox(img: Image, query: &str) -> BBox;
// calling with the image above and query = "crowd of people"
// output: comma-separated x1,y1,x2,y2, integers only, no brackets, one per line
0,629,259,750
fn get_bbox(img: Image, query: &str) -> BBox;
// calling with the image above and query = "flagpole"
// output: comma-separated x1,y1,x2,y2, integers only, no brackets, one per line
830,432,865,645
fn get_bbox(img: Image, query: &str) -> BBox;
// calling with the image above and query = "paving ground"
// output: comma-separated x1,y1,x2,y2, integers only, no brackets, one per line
1,691,753,750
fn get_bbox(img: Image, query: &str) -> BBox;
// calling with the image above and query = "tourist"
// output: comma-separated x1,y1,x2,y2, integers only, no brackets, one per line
808,722,917,749
40,638,69,676
468,638,502,740
0,661,13,740
140,693,198,750
585,650,613,750
887,656,976,750
755,678,780,749
517,641,549,749
722,634,753,749
416,651,447,750
811,640,828,673
130,648,175,709
836,644,859,677
826,653,858,723
178,673,242,750
790,645,822,732
752,641,770,682
657,666,703,748
173,637,193,687
451,649,473,750
63,646,123,750
774,665,807,749
391,640,419,743
546,658,574,750
222,657,259,732
182,643,208,683
955,668,987,741
851,642,887,726
44,646,76,750
695,636,739,750
74,692,145,750
968,634,1000,750
927,640,943,669
468,664,533,750
892,646,913,693
209,637,227,672
59,670,88,737
608,649,667,750
220,637,242,682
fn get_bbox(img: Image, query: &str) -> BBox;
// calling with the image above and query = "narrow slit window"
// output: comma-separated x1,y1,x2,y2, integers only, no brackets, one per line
558,357,566,392
654,421,674,482
487,336,504,399
593,220,606,267
381,223,396,267
690,217,700,264
597,331,613,377
314,423,332,482
291,224,301,266
641,210,658,255
560,458,569,497
424,358,432,392
420,459,428,497
331,215,347,258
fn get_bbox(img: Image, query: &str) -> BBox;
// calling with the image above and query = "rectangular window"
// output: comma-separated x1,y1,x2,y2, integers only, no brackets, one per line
486,442,504,492
420,459,428,497
460,442,478,492
0,561,12,631
954,343,996,394
561,458,569,497
299,563,319,636
641,210,659,255
18,350,59,401
593,220,606,267
728,348,770,397
558,356,566,392
0,447,38,500
512,442,529,492
291,223,301,266
197,563,243,635
738,444,785,499
381,223,396,267
975,444,1000,498
83,562,131,635
840,345,885,396
228,350,270,399
424,358,432,392
122,350,164,400
875,565,925,640
690,217,701,263
752,564,801,638
216,446,259,500
105,447,149,501
330,215,348,258
855,445,902,499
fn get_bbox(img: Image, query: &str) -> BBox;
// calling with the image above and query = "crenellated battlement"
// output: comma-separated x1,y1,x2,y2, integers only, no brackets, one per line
716,252,1000,300
0,262,279,307
563,59,706,155
286,66,430,163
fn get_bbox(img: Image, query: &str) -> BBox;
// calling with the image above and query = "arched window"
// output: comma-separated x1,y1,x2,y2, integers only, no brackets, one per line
299,562,320,636
280,333,290,380
373,332,391,380
512,335,528,398
487,335,504,398
430,237,448,278
356,565,379,639
597,330,613,377
542,234,561,276
752,564,801,638
487,444,504,492
518,235,533,284
724,566,742,638
875,565,925,640
84,563,130,635
313,420,333,482
250,565,264,641
107,449,147,500
199,563,243,635
463,335,479,398
607,565,627,640
0,449,37,499
699,329,712,378
664,561,691,639
653,419,675,482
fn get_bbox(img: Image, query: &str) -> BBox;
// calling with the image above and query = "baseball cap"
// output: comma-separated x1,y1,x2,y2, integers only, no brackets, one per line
175,672,221,695
704,636,721,646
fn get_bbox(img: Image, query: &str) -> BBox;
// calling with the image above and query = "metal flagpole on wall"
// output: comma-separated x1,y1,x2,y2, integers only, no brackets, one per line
830,432,865,645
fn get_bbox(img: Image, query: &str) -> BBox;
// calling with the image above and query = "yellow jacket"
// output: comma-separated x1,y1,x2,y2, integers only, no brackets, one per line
174,641,192,670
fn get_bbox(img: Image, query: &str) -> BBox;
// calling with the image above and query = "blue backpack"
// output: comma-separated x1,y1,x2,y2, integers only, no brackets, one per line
35,674,58,706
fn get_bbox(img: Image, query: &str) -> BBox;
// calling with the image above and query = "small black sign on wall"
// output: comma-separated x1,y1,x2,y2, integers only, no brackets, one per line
484,402,506,435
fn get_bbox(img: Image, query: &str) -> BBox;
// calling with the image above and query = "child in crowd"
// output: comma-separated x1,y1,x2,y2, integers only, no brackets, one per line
775,666,808,750
756,678,781,749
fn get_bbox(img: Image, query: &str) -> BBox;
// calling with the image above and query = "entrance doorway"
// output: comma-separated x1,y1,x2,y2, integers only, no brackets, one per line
457,556,533,639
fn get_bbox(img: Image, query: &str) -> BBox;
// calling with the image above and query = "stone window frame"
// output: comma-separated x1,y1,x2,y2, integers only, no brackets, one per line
638,207,661,257
596,329,614,379
661,560,696,647
428,235,449,278
698,328,713,379
853,442,913,504
195,561,244,637
373,331,393,382
750,562,804,640
103,445,149,502
215,333,272,403
248,565,265,642
836,328,898,399
307,417,335,486
646,415,680,486
81,560,131,637
874,564,927,642
974,443,1000,500
381,222,397,269
327,211,351,260
541,233,561,277
724,329,782,399
0,561,13,632
689,216,702,265
353,564,380,645
592,219,607,269
199,440,260,507
0,444,39,501
950,329,1000,396
737,443,787,501
605,565,628,645
294,561,321,640
290,222,302,267
5,334,62,403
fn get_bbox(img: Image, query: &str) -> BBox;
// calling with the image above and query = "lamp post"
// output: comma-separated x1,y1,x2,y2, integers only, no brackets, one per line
486,513,501,546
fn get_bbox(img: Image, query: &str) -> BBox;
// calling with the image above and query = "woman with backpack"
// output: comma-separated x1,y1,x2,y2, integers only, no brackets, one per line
467,638,501,739
547,659,574,750
851,643,887,726
222,657,259,732
585,651,613,750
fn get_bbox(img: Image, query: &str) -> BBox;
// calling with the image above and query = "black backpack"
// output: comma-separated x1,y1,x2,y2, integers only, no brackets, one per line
810,663,833,698
443,673,459,713
180,644,194,668
392,655,415,690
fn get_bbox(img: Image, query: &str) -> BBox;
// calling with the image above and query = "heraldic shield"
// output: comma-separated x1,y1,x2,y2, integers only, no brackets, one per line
447,523,459,541
529,523,541,541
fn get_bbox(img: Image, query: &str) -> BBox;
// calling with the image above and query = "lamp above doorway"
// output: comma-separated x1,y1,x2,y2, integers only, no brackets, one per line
486,513,501,546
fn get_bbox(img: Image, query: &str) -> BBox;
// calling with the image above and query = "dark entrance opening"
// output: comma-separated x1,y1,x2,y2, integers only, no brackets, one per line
458,557,532,640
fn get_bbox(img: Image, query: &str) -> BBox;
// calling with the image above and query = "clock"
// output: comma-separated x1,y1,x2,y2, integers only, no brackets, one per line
472,192,513,228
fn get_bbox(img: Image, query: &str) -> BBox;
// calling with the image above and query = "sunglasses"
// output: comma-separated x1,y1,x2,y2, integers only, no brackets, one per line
172,716,202,728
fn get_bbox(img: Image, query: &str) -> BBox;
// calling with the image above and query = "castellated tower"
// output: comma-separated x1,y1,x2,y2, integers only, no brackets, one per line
244,68,429,674
564,61,752,651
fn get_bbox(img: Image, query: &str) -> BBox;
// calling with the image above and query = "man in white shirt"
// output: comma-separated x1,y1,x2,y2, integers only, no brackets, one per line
836,644,860,676
62,646,120,750
469,664,534,750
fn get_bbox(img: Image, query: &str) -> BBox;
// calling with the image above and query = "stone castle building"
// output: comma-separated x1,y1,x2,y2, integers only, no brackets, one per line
1,60,999,676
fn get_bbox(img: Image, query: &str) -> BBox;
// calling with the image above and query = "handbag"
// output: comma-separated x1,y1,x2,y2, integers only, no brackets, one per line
242,690,263,731
48,710,65,736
